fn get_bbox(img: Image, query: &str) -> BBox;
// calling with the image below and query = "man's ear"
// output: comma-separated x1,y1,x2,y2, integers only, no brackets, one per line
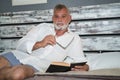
52,16,54,21
68,15,72,23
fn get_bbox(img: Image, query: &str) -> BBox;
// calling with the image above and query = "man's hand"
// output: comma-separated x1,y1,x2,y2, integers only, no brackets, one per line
71,64,89,71
42,35,56,47
32,35,56,50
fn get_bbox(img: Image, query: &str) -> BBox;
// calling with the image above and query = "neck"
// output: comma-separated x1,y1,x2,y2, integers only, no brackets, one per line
55,29,68,36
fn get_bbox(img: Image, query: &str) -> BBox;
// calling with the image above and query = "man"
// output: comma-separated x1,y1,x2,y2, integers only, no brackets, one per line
0,4,89,80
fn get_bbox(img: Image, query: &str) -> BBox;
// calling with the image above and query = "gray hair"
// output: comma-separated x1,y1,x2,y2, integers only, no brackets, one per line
53,4,69,13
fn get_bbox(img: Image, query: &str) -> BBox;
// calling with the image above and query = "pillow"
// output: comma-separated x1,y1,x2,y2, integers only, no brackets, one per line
86,52,120,70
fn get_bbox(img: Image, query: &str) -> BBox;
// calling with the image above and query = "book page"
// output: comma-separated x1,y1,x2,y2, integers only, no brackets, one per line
51,62,70,67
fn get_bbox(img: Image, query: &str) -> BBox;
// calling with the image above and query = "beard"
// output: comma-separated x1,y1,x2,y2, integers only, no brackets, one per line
54,23,69,30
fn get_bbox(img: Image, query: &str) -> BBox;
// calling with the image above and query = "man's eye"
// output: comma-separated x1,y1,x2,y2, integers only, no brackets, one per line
54,15,58,18
62,16,66,18
63,14,68,18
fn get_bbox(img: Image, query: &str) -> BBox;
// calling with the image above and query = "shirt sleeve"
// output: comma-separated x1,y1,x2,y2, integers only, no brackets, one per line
16,23,55,54
16,26,39,54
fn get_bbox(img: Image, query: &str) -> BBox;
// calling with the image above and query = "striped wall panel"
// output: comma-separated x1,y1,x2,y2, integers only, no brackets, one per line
0,3,120,53
0,36,120,52
0,3,120,24
1,20,120,37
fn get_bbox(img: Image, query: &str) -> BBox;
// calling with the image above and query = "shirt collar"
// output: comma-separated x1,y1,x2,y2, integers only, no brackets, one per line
56,32,74,49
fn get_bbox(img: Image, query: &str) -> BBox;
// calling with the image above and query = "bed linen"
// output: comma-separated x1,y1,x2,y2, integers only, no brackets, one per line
26,52,120,80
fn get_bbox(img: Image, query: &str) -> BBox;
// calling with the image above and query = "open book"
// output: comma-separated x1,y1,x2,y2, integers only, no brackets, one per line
46,62,87,73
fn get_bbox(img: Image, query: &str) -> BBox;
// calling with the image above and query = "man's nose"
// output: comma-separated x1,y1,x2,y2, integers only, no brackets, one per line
57,17,62,22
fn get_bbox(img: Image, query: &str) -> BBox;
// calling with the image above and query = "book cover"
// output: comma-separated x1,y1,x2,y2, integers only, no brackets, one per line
46,62,86,73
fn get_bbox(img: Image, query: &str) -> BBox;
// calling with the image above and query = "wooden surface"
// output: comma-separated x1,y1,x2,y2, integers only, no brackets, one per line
25,68,120,80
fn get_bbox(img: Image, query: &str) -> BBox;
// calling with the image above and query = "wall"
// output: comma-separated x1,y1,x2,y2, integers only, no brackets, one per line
0,0,120,13
0,3,120,53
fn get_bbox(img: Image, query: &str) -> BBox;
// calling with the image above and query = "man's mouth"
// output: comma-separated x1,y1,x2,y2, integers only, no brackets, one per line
56,23,64,26
54,23,68,30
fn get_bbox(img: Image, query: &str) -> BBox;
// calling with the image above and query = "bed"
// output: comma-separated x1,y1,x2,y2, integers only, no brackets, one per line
25,52,120,80
26,68,120,80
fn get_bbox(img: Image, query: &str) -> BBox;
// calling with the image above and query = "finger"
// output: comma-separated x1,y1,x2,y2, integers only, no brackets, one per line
74,66,83,68
44,35,56,46
47,39,56,45
49,36,56,44
71,68,85,71
71,68,80,71
71,66,84,70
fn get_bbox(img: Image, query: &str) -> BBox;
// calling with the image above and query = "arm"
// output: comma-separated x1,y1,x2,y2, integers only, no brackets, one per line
16,25,42,53
16,23,55,53
32,35,56,51
16,26,39,53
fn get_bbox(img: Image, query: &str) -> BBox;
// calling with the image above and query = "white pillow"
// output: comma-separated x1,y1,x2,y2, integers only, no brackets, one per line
86,52,120,70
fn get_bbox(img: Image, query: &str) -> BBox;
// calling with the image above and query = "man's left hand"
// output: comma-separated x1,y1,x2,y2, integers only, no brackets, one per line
71,64,89,71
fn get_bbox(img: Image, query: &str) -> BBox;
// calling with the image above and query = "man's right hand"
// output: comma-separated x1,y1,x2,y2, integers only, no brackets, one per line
42,35,56,47
32,35,56,50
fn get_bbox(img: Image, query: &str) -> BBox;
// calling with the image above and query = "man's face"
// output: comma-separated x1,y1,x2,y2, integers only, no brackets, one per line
52,8,71,30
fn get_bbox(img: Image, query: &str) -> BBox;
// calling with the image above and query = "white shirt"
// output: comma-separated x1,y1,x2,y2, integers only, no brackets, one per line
12,23,87,72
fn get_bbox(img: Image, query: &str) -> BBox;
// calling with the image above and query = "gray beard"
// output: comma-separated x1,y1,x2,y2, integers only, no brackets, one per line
54,24,68,30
